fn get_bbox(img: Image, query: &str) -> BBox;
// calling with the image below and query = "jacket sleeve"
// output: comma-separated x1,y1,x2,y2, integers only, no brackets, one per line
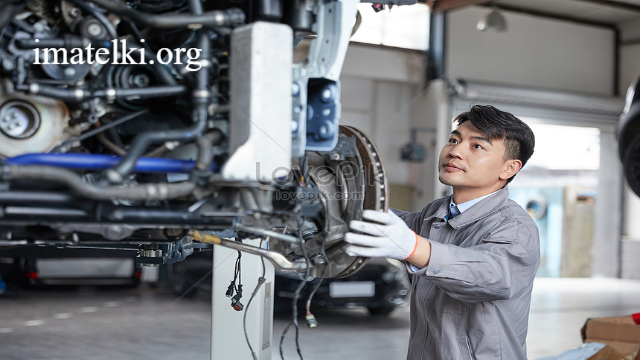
409,220,540,303
390,208,424,233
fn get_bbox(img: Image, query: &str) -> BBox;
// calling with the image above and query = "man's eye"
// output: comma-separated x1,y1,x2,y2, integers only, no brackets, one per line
473,144,484,150
448,138,458,144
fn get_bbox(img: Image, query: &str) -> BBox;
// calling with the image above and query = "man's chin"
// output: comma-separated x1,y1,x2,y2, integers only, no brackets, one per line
439,174,459,186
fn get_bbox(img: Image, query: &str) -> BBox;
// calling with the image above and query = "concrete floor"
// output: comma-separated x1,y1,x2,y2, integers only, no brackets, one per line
1,278,639,360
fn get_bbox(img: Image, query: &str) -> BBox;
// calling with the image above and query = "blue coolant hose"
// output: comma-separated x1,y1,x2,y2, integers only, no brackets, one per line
6,153,218,173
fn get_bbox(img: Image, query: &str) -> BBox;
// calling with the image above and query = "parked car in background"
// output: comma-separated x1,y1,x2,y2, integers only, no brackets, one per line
163,251,410,316
0,246,141,288
275,257,410,316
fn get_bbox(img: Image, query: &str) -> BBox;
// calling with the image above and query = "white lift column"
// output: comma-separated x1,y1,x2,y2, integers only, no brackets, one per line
211,239,275,360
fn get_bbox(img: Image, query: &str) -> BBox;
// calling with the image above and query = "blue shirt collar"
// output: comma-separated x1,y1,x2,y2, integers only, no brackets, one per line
450,189,502,215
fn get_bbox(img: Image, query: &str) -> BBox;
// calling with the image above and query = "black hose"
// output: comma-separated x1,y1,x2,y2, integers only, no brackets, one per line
25,84,186,103
105,29,213,183
16,36,87,49
94,86,186,98
0,191,74,204
63,0,118,39
83,0,245,29
189,0,203,16
195,132,221,171
3,165,195,201
52,110,148,153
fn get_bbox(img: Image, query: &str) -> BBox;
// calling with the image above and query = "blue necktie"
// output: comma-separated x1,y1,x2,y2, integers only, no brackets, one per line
448,203,460,220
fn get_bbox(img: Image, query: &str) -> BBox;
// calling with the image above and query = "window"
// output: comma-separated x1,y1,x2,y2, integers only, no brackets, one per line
350,3,430,51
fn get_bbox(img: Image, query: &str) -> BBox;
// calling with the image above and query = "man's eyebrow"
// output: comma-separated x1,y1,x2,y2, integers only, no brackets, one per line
471,136,492,144
450,130,493,144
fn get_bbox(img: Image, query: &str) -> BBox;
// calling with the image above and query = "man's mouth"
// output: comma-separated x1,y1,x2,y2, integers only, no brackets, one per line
443,162,463,172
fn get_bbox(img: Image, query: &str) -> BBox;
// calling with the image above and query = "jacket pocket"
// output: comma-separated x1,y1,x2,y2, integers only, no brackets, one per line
481,236,515,244
457,335,474,360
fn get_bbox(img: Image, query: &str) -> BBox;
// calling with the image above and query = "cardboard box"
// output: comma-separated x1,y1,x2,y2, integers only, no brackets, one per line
581,316,640,360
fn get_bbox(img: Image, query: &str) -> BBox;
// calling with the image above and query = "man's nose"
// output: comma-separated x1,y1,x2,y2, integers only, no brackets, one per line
448,143,463,159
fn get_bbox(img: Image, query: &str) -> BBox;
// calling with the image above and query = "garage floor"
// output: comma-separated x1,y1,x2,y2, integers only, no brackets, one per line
0,278,639,360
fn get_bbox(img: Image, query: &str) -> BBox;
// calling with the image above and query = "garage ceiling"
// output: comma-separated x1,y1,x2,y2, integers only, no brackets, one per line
427,0,640,28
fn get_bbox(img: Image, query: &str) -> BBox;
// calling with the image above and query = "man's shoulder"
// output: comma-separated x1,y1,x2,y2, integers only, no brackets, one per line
487,199,539,240
419,196,449,216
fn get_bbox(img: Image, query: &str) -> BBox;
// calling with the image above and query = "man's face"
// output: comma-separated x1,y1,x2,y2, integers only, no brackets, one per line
438,121,519,201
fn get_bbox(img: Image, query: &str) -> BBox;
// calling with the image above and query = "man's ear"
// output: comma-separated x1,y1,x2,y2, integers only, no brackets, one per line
499,159,522,180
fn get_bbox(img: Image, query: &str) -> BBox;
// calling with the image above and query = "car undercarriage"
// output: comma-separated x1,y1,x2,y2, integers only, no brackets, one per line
0,0,408,279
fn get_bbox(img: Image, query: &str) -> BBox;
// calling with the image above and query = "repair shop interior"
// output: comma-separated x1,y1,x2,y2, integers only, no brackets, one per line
1,0,640,359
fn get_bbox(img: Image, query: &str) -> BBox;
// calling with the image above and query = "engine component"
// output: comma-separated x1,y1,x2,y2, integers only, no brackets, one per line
0,0,397,282
0,84,68,157
222,21,293,183
306,79,340,151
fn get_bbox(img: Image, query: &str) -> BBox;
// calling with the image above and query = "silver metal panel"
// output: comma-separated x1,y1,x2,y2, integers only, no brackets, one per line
306,0,360,81
223,22,292,183
494,0,640,25
450,79,624,131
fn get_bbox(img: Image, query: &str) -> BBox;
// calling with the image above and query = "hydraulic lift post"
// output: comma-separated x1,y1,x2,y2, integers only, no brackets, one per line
211,238,275,360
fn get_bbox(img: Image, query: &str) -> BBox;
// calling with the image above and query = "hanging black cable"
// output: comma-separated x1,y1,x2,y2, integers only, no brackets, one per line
304,190,331,328
243,239,266,360
279,216,311,360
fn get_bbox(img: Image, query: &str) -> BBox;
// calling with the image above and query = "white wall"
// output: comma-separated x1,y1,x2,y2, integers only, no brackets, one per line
620,44,640,95
446,6,615,96
339,44,425,186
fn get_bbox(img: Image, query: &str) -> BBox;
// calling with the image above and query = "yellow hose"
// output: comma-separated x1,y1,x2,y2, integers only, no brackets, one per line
189,230,221,245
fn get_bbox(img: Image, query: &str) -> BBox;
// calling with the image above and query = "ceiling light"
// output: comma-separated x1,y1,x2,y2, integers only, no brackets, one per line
477,6,507,32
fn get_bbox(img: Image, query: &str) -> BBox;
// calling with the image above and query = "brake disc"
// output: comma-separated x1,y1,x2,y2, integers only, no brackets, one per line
328,125,389,278
270,125,389,279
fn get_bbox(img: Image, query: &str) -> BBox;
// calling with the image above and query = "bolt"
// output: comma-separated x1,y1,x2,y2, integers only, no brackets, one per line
87,23,103,37
322,88,332,101
64,67,76,77
33,22,45,33
2,58,15,71
69,7,81,18
132,74,150,87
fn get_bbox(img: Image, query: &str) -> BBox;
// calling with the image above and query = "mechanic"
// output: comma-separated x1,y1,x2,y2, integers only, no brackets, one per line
345,105,539,360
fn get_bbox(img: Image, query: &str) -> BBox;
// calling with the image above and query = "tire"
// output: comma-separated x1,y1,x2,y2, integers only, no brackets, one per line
367,305,395,316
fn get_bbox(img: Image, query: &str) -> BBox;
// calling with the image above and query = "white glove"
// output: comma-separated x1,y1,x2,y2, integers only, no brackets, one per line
345,210,418,260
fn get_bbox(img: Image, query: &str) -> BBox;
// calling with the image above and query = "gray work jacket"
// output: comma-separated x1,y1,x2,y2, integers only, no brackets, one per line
392,187,540,360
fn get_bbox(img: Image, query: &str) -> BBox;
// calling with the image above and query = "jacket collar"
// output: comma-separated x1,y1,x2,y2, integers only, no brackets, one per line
426,187,510,230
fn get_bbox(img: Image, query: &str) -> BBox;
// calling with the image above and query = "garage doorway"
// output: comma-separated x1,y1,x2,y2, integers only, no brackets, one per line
509,123,600,277
449,79,624,277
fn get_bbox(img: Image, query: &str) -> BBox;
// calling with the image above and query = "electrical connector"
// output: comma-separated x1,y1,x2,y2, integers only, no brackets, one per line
231,293,244,311
305,314,318,328
225,282,235,298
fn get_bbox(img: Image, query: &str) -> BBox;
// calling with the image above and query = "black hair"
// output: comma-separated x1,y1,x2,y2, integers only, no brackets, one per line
454,105,535,184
